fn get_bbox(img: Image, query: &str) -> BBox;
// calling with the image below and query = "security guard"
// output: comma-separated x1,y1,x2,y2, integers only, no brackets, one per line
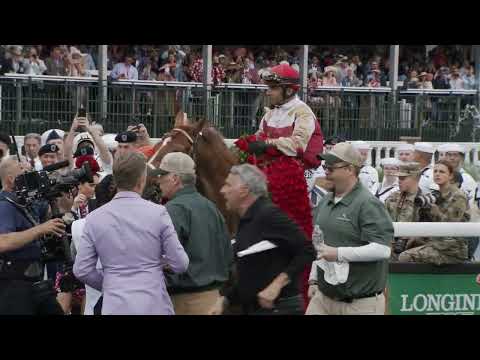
306,142,393,315
0,157,65,315
351,140,379,195
115,131,137,156
413,142,435,194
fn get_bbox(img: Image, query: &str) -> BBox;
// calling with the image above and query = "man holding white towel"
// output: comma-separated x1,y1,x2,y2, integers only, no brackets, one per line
306,142,394,315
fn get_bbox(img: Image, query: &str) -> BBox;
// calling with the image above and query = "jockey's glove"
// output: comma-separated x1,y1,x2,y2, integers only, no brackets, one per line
248,141,270,155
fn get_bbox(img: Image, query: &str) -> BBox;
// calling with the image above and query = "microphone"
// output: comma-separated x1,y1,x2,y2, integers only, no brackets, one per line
43,160,70,172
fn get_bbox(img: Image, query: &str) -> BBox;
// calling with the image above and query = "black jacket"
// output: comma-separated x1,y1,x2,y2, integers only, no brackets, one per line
221,197,315,312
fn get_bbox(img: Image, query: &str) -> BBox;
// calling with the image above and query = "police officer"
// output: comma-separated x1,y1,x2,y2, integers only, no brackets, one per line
413,142,435,194
351,140,379,195
114,131,137,156
0,156,65,315
384,162,430,260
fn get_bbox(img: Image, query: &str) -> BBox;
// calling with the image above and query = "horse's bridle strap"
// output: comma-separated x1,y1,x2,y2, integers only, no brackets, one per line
172,128,194,144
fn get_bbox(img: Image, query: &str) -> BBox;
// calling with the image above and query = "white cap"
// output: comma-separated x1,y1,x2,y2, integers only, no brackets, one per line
102,134,118,151
380,157,401,167
439,143,465,154
72,132,95,154
41,129,65,145
396,143,414,152
414,142,434,154
351,140,370,150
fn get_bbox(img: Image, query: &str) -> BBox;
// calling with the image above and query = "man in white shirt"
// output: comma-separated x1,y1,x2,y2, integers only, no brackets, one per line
110,53,138,80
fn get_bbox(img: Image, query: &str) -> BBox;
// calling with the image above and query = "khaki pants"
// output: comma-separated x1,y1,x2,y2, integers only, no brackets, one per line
171,289,220,315
305,291,385,315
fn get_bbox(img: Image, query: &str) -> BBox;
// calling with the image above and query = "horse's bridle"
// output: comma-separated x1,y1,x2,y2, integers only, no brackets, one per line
170,127,203,162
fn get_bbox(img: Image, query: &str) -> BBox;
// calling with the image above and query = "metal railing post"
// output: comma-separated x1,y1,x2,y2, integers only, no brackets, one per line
98,45,108,121
299,45,309,102
202,45,212,120
15,80,22,135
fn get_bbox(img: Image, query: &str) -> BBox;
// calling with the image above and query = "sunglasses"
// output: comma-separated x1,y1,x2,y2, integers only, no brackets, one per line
322,164,350,172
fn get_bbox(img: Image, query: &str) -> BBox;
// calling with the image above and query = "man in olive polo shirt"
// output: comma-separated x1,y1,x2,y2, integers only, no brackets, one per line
154,152,233,315
306,142,394,315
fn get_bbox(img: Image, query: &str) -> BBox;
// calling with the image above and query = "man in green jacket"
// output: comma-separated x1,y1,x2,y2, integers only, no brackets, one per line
155,152,233,315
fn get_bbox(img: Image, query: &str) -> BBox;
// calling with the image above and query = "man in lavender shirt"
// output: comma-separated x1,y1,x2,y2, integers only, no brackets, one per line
73,152,189,315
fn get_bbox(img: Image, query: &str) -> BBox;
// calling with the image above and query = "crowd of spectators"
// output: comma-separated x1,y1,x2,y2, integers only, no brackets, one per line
0,45,476,90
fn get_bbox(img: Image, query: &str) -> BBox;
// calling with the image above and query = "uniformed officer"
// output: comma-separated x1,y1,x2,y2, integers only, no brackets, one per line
396,143,415,162
439,143,477,207
306,142,393,315
114,131,137,157
384,162,430,260
413,142,435,194
375,157,400,204
351,140,379,195
38,143,59,169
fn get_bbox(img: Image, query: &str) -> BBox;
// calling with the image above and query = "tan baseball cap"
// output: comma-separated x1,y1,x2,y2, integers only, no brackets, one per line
395,162,421,177
319,142,363,167
155,152,195,176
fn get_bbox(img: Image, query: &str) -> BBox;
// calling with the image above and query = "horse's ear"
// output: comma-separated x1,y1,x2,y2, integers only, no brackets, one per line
174,111,188,127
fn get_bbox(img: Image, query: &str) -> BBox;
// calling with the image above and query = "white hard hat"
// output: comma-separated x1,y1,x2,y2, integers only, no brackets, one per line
72,132,95,155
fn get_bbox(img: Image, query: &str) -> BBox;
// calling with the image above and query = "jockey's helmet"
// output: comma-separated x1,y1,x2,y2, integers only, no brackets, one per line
261,63,300,92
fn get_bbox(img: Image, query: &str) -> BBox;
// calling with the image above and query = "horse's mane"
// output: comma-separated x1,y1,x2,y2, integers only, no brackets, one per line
199,126,238,165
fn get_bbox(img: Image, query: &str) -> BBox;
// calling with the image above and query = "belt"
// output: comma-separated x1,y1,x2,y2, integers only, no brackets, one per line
327,291,383,304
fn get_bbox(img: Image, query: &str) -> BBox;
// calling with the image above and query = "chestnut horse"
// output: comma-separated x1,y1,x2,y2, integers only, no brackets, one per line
146,111,240,235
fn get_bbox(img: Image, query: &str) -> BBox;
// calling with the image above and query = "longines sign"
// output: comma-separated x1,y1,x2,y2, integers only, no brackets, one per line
400,293,480,315
388,263,480,315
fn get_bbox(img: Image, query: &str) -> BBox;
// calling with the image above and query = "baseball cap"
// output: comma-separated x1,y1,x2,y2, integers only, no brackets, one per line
318,142,363,167
395,162,421,177
154,152,195,176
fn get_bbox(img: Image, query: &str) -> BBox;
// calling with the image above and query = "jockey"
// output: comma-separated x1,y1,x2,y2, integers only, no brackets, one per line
250,63,323,169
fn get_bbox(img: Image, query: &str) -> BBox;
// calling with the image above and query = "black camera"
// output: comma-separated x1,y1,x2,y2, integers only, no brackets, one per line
13,160,93,263
414,191,441,208
14,160,93,205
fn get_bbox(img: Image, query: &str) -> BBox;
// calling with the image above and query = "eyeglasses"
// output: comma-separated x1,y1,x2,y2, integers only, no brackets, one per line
322,164,350,172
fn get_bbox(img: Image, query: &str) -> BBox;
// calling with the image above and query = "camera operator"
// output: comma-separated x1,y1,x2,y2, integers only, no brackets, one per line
385,162,431,260
0,156,65,315
398,160,470,265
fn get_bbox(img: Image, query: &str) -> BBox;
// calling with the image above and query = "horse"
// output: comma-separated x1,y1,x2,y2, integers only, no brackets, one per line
145,111,240,235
